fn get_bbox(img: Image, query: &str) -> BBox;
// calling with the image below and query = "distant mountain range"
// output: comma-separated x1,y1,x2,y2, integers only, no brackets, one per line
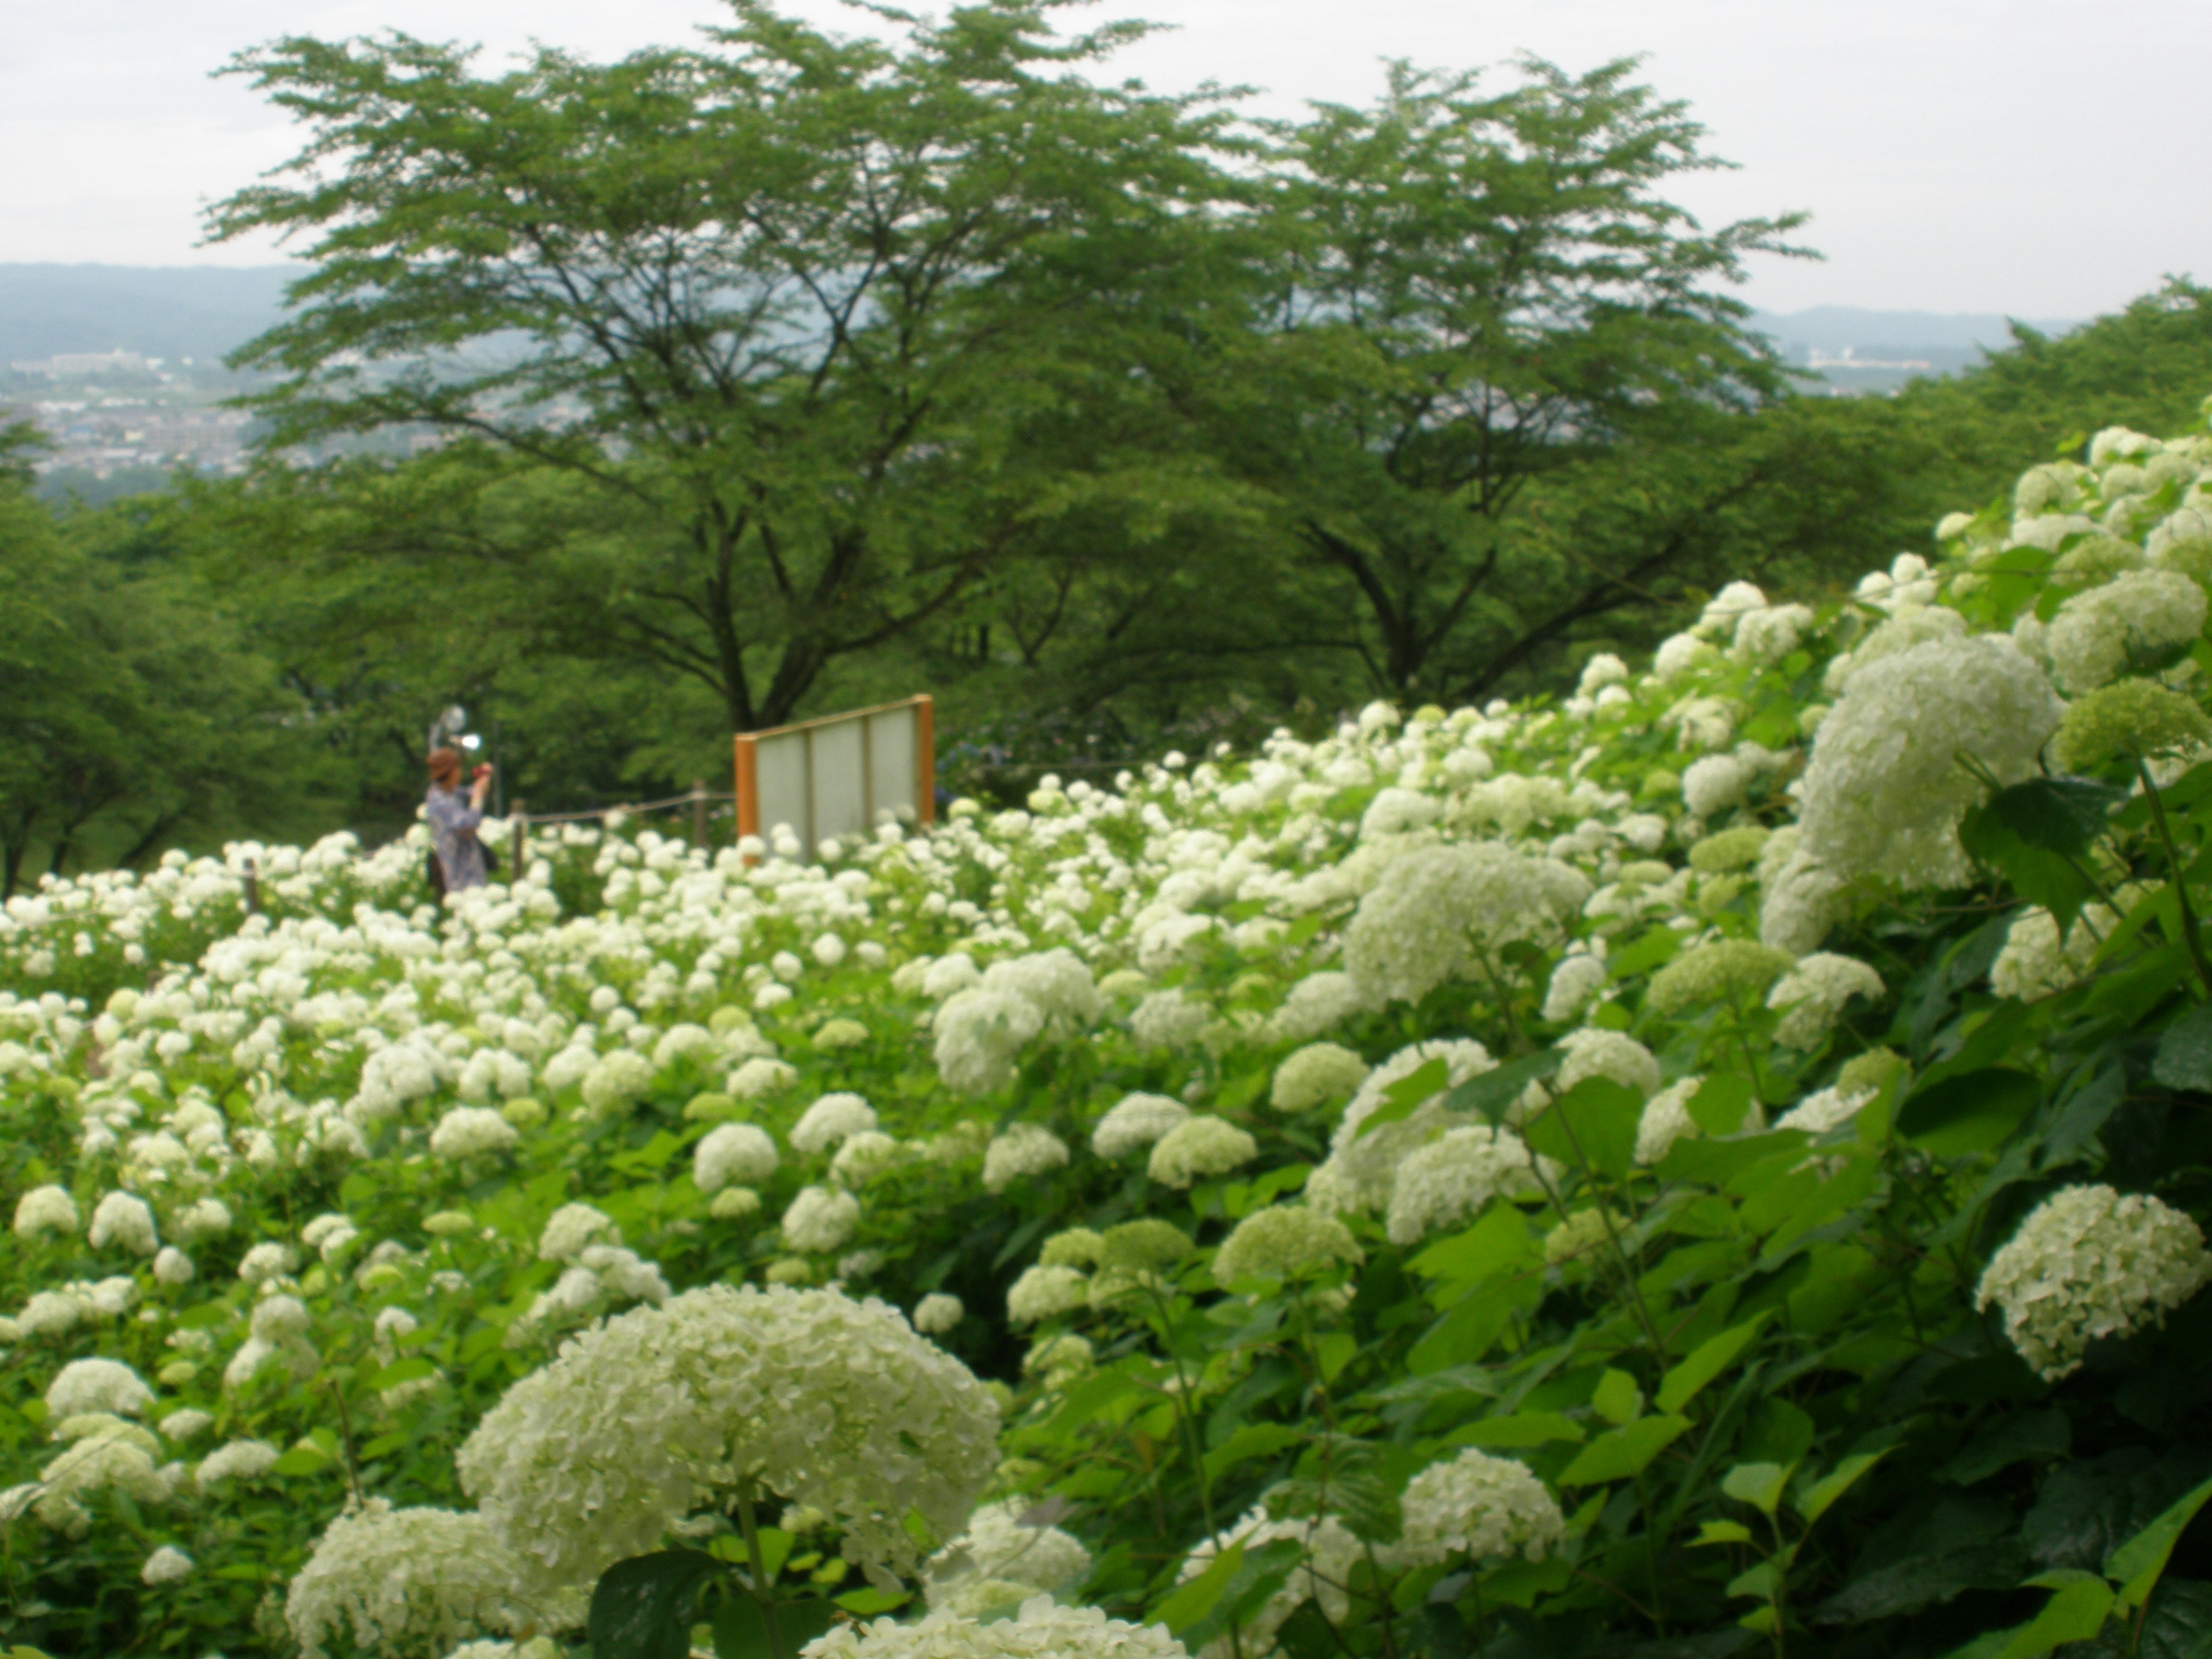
0,264,297,368
0,263,2087,382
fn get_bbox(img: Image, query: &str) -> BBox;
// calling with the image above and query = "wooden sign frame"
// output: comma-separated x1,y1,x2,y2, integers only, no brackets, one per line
733,694,935,846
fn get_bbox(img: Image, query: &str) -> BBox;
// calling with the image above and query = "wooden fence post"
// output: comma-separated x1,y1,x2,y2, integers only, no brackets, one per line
242,858,262,916
692,779,709,849
510,801,527,876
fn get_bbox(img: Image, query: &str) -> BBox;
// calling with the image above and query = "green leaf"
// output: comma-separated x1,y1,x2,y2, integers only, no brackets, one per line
1986,776,2130,856
1558,1414,1692,1486
833,1588,909,1616
1816,1544,2031,1624
1203,1423,1303,1482
1411,1204,1535,1283
268,1444,332,1478
1656,1315,1772,1415
1795,1452,1887,1526
711,1596,839,1659
1897,1068,2041,1157
2154,1004,2212,1093
1696,1521,1756,1547
1354,1058,1449,1141
1937,1410,2071,1486
1442,1048,1565,1126
367,1356,437,1391
1957,781,2123,935
1592,1368,1642,1426
1688,1071,1756,1137
1983,1577,2116,1659
1728,1562,1781,1601
1149,1539,1244,1634
1521,1075,1644,1179
1722,1462,1793,1517
593,1550,726,1659
2107,1475,2212,1610
1448,1412,1586,1450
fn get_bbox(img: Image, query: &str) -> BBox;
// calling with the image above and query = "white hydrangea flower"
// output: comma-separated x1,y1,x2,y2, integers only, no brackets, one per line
429,1107,520,1159
1385,1126,1543,1246
1270,1043,1370,1114
923,1500,1092,1612
537,1204,619,1263
791,1093,880,1157
1212,1205,1363,1286
286,1501,538,1659
1774,1084,1874,1139
1264,971,1372,1043
88,1192,158,1256
1320,1040,1497,1214
1092,1093,1191,1159
782,1185,862,1254
832,1131,903,1187
153,1246,195,1286
806,1597,1192,1659
1767,953,1884,1050
1682,753,1753,819
1990,904,2111,1001
1541,954,1610,1024
933,987,1045,1097
13,1184,79,1240
1794,634,2065,891
1005,1265,1089,1325
1976,1185,2212,1380
913,1293,964,1336
1146,1116,1257,1188
983,1124,1070,1193
695,1122,779,1192
1343,842,1586,1006
196,1438,280,1487
46,1358,153,1421
160,1408,213,1441
729,1056,798,1100
580,1049,656,1115
457,1285,999,1593
1128,989,1213,1052
1634,1077,1705,1166
2045,570,2207,692
141,1544,194,1585
1392,1450,1564,1568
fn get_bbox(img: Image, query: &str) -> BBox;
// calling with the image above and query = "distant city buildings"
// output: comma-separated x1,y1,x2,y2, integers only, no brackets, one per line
8,349,150,377
3,394,255,478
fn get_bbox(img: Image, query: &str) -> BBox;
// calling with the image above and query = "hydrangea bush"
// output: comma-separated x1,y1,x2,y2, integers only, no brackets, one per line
10,413,2212,1659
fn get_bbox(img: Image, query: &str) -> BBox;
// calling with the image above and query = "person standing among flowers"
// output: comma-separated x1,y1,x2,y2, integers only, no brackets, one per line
425,748,494,897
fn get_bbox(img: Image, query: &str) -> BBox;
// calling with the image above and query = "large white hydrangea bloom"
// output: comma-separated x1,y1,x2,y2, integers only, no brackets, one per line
1391,1449,1564,1567
457,1285,999,1592
1793,634,2065,893
1976,1185,2211,1380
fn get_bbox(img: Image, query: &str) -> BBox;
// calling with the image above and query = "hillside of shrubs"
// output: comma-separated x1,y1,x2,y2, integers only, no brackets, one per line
7,408,2212,1659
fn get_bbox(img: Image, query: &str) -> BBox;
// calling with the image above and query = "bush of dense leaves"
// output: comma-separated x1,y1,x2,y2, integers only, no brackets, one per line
9,413,2212,1659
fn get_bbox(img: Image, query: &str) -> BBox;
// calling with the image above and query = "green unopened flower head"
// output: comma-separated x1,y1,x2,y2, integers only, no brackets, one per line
1836,1047,1908,1099
1039,1228,1105,1270
812,1018,870,1052
682,1092,736,1123
1688,825,1771,876
1098,1219,1191,1273
1646,940,1794,1017
2052,679,2211,774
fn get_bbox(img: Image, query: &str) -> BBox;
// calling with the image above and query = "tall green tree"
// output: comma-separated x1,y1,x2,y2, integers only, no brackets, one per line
210,0,1240,733
0,431,298,895
1175,58,1810,701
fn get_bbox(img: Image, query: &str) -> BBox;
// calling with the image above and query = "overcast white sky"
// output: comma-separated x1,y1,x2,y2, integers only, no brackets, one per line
3,0,2203,319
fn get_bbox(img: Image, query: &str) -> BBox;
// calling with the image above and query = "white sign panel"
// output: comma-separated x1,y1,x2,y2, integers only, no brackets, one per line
734,695,935,847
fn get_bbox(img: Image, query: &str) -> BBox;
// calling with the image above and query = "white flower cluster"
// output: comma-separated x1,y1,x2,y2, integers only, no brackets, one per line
1975,1185,2212,1379
924,1499,1093,1616
1392,1449,1565,1567
804,1597,1193,1659
457,1285,999,1590
286,1502,542,1659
